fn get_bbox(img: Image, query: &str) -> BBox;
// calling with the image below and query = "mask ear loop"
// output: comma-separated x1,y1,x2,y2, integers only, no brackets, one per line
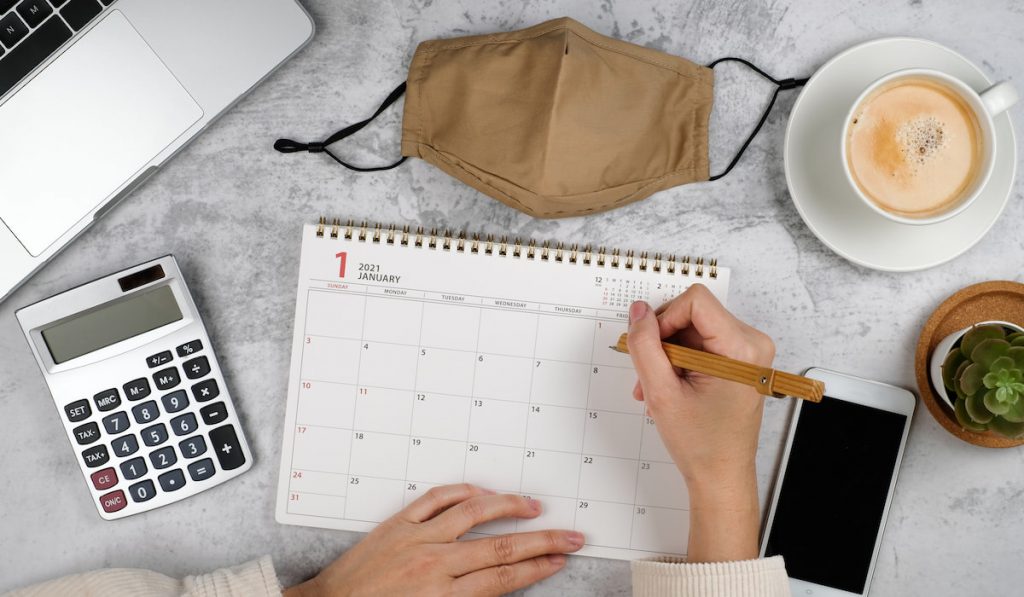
707,58,808,181
274,82,408,172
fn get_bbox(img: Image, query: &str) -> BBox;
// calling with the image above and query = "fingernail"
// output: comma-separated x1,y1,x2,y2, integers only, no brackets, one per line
629,301,647,324
549,554,567,566
567,531,585,548
529,498,543,513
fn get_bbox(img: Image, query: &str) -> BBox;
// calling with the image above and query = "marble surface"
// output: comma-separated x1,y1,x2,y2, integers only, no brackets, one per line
3,0,1024,594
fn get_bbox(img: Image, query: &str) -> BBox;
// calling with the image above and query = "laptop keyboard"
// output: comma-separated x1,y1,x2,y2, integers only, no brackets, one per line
0,0,114,97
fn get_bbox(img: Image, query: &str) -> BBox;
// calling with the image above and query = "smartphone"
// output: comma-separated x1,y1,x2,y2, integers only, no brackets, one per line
760,368,915,596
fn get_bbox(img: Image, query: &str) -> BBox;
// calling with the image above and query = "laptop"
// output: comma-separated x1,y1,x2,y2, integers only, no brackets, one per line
0,0,314,301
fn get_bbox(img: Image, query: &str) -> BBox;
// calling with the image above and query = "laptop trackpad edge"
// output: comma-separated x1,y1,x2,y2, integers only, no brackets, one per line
0,11,202,256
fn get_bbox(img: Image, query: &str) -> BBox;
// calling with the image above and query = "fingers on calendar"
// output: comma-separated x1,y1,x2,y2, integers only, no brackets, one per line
284,288,692,555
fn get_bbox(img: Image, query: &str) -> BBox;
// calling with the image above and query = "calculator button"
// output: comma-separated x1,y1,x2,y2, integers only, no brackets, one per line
188,458,215,482
170,413,198,437
161,390,189,413
99,490,127,513
179,435,206,459
153,367,181,391
81,444,109,468
209,424,245,470
64,399,91,423
101,411,129,434
93,388,120,412
111,434,139,457
158,468,186,492
150,446,177,469
176,339,203,357
90,467,117,490
200,402,228,426
128,479,156,503
131,400,160,424
120,457,147,480
191,379,219,402
183,355,210,380
123,377,151,401
141,423,168,447
147,350,173,368
72,422,100,445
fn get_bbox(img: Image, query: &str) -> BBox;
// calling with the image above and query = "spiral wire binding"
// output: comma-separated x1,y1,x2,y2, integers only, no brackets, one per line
314,217,718,279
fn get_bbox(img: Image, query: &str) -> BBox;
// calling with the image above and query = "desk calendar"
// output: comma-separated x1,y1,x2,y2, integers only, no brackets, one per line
275,220,731,560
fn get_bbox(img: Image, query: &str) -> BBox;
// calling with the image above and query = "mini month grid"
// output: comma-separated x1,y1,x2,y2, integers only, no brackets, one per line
276,222,731,561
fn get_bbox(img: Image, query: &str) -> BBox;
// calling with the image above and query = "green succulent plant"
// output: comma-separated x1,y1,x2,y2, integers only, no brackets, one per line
941,324,1024,438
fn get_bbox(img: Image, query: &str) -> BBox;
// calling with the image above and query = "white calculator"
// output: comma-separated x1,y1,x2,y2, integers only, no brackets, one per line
16,255,252,520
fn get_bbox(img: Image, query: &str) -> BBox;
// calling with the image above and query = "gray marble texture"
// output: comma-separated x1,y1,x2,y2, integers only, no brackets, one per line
3,0,1024,594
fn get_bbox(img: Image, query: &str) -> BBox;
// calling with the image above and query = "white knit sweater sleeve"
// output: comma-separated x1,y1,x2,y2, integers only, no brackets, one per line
4,556,281,597
631,555,791,597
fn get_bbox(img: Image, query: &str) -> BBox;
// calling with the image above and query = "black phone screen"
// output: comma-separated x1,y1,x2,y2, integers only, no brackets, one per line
764,396,907,594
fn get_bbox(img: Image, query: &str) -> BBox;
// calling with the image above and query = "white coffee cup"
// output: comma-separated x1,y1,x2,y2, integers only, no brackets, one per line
841,68,1018,225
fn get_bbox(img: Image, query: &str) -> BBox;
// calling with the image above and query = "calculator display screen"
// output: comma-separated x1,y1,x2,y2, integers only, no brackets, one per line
41,285,183,364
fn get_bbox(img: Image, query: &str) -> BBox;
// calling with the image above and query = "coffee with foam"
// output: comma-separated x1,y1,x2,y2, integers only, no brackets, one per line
845,77,983,219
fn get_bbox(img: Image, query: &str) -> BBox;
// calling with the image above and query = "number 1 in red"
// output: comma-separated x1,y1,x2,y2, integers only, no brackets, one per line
335,251,347,278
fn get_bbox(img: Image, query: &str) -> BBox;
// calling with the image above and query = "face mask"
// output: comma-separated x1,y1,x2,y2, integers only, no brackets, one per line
276,17,806,218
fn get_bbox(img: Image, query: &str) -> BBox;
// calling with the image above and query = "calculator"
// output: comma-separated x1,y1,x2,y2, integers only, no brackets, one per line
16,255,252,520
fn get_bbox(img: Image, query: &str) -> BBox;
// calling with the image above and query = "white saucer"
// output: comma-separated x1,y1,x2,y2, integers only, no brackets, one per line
785,37,1017,271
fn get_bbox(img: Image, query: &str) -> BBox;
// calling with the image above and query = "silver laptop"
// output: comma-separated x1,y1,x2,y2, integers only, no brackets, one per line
0,0,313,301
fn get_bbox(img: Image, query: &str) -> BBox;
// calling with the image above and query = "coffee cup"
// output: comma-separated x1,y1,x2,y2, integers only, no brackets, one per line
841,68,1018,225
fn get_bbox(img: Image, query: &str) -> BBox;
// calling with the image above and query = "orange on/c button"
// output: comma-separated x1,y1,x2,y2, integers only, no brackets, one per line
99,490,127,513
90,467,118,490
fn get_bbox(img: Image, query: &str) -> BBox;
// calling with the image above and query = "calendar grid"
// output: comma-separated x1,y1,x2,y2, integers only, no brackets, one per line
278,224,731,559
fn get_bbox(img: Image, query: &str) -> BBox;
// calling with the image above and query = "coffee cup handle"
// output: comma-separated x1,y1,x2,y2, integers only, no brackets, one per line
980,81,1019,117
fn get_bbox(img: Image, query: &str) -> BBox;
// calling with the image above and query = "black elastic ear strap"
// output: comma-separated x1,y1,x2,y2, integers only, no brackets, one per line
707,58,808,181
274,81,407,172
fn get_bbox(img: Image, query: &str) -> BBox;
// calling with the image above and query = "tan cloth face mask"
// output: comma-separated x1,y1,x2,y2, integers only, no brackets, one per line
276,17,805,218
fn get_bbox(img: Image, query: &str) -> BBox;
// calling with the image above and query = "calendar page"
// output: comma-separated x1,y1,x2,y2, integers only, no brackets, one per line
275,223,731,560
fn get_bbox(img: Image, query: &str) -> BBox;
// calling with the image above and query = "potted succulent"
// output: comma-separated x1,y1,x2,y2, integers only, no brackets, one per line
930,322,1024,438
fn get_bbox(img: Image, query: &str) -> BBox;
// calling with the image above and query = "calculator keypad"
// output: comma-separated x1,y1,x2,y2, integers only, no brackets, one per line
61,334,249,518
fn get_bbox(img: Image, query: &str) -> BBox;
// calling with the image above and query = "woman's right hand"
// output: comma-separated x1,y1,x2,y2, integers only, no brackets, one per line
625,284,775,563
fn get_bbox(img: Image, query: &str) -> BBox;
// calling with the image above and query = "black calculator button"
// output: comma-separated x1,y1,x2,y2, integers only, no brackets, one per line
131,400,159,424
120,456,147,480
188,458,215,482
161,390,188,413
150,446,177,470
209,424,245,470
123,377,151,401
111,433,139,457
153,367,181,391
93,388,120,412
72,422,100,445
191,379,219,402
176,339,203,358
183,355,210,380
81,444,109,468
146,350,173,368
128,479,156,503
158,468,186,492
65,399,91,423
170,413,198,437
101,411,129,434
179,435,207,459
200,402,228,426
141,423,168,447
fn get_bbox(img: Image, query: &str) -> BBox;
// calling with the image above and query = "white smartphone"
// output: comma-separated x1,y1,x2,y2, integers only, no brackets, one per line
760,368,915,596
